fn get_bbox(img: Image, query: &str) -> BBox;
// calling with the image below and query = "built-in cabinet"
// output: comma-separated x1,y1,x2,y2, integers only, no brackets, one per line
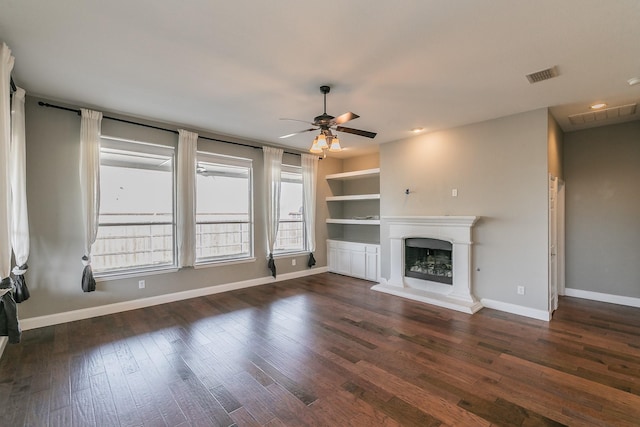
327,239,379,281
325,167,380,281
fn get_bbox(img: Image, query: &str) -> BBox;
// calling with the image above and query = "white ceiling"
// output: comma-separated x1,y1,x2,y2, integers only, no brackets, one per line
2,0,639,157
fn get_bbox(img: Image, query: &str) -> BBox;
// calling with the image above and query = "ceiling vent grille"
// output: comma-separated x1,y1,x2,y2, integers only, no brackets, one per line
568,103,637,125
526,66,559,83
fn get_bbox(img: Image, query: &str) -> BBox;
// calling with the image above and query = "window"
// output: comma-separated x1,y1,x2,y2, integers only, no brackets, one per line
275,165,305,253
195,153,253,263
93,137,176,274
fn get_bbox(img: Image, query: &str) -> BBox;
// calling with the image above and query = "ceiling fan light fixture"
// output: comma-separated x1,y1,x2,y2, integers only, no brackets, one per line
590,103,607,110
329,136,342,152
317,133,328,149
309,136,323,154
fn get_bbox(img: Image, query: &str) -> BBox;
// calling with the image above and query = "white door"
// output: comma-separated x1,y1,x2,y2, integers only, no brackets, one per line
549,175,559,314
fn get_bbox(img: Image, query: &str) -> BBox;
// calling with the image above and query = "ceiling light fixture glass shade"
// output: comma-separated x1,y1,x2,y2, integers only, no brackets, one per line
317,133,328,149
329,136,342,152
309,136,323,153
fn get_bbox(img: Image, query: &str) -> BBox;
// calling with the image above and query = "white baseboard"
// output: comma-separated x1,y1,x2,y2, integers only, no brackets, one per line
19,267,327,331
564,288,640,308
480,298,551,321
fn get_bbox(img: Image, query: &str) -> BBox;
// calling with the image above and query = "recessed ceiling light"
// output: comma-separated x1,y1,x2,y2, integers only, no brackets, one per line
590,103,607,110
411,127,424,133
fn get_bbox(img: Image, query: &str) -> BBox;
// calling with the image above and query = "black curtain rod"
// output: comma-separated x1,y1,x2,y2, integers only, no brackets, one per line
37,101,309,157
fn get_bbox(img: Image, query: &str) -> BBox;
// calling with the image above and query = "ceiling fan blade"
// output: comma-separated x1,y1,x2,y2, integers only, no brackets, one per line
335,126,377,139
280,117,315,125
333,112,360,125
279,128,318,139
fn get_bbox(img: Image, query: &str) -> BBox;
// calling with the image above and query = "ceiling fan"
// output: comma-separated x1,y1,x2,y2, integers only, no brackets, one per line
279,86,377,150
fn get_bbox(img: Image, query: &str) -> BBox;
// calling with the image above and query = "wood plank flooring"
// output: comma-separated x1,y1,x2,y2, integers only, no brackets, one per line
1,272,640,426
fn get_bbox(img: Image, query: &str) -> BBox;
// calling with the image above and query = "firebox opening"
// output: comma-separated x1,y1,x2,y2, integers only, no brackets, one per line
405,238,453,285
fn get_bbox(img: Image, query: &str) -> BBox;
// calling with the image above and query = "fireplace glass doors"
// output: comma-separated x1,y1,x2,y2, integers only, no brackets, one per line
404,238,453,285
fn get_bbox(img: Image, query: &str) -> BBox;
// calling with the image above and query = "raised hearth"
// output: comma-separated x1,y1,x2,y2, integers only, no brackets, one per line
372,216,483,314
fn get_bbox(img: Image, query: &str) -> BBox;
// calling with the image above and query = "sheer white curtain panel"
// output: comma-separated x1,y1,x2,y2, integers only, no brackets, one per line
177,129,198,267
0,42,15,297
301,154,318,267
263,146,283,277
10,87,28,270
10,87,30,302
79,108,103,292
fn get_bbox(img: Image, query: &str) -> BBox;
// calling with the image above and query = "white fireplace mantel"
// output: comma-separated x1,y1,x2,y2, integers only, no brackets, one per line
372,216,483,314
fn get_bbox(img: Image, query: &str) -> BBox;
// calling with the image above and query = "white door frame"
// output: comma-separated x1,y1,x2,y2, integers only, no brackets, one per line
557,179,566,296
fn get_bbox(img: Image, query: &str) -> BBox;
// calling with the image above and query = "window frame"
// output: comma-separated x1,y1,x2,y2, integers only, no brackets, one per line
274,164,307,255
194,151,254,265
93,136,178,278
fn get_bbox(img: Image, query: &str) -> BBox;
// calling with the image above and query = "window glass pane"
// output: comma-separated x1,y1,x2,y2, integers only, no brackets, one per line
275,167,305,253
196,156,253,262
93,140,175,273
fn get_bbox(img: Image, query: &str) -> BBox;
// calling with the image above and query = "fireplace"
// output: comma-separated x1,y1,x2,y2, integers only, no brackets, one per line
372,216,482,314
405,238,453,284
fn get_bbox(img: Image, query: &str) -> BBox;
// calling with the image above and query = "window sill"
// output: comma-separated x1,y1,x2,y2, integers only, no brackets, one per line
272,251,309,259
95,266,179,282
194,257,256,269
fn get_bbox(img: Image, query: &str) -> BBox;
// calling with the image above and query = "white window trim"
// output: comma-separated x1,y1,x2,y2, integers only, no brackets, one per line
274,164,306,254
94,136,177,277
194,151,254,265
95,266,179,282
194,256,257,269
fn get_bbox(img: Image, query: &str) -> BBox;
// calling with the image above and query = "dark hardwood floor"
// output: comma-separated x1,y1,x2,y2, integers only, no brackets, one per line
1,273,640,426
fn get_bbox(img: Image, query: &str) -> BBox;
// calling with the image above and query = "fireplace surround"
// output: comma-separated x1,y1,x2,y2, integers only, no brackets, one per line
372,216,482,314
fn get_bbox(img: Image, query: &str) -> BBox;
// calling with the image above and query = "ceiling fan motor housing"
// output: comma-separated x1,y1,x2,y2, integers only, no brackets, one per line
314,113,334,128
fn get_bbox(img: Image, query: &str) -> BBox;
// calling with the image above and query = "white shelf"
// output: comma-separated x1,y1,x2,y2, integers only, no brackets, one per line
326,219,380,225
325,168,380,181
326,194,380,202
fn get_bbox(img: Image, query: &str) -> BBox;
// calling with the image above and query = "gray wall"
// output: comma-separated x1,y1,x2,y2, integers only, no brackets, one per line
564,121,640,298
380,109,551,311
548,111,563,179
22,96,337,319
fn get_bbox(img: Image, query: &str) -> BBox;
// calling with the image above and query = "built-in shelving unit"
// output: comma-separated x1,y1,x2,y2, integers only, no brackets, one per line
325,167,380,226
326,218,380,225
325,166,380,281
325,194,380,202
324,168,380,181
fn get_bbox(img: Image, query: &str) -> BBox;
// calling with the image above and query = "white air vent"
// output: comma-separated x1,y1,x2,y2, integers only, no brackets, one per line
568,103,637,125
526,66,559,83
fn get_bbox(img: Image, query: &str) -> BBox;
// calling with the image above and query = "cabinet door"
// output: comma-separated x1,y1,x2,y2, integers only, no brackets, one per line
365,251,379,281
327,243,338,272
350,250,367,279
336,248,352,275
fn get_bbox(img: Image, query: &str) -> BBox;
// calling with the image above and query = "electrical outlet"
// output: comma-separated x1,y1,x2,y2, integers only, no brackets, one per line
451,188,458,197
517,285,525,295
291,259,296,266
138,280,145,289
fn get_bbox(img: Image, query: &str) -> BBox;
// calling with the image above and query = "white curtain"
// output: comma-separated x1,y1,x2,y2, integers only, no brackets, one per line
79,108,102,292
10,87,28,269
301,154,318,267
10,87,30,302
263,146,283,277
0,43,15,297
177,129,198,268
